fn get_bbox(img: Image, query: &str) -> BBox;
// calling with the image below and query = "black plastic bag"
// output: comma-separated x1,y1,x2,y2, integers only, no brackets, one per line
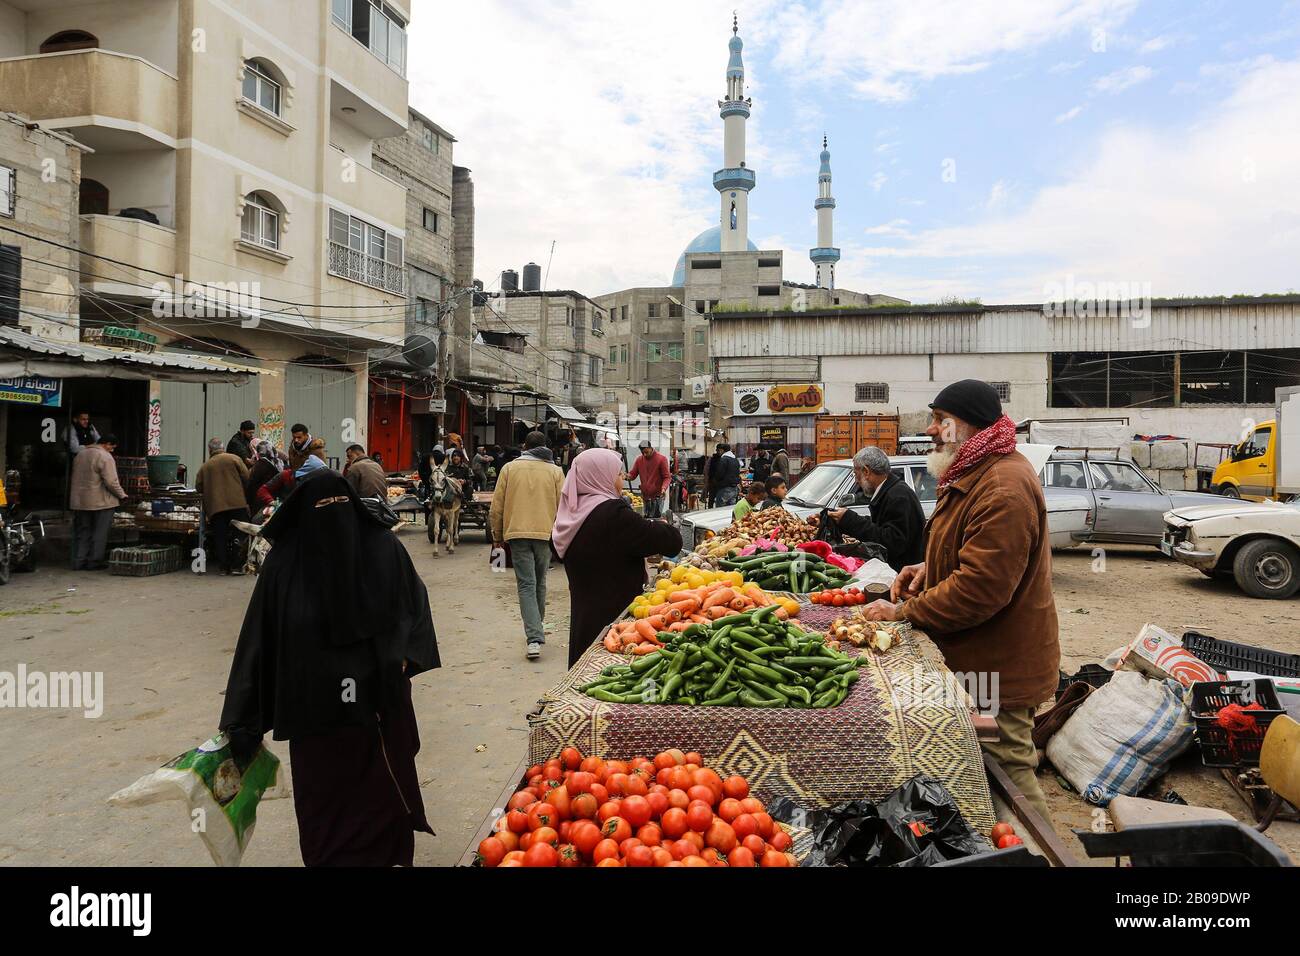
813,508,844,545
769,773,993,867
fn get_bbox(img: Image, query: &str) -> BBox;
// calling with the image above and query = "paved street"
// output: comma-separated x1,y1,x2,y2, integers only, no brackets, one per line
1,533,1297,866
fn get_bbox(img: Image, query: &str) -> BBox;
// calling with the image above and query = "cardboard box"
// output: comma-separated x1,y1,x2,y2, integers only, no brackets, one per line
1107,624,1223,688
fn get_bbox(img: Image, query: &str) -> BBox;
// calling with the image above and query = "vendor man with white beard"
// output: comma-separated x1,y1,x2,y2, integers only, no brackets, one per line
864,380,1060,822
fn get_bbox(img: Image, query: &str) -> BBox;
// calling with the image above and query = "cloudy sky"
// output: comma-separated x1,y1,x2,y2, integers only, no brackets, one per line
408,0,1300,304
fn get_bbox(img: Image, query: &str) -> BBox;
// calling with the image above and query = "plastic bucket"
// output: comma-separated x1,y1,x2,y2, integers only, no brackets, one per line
147,455,181,486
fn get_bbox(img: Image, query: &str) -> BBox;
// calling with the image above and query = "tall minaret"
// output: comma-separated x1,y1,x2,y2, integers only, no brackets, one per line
715,15,755,252
810,135,841,289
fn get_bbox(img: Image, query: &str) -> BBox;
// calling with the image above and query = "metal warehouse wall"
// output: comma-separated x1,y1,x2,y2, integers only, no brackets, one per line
709,301,1300,358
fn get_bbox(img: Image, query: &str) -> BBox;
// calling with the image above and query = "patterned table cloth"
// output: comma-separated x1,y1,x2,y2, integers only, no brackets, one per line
528,608,996,833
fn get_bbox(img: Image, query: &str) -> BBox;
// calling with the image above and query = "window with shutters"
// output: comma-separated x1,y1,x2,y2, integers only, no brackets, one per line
647,303,658,318
0,165,14,218
0,244,20,325
854,382,888,403
992,382,1011,402
647,387,663,400
668,302,683,318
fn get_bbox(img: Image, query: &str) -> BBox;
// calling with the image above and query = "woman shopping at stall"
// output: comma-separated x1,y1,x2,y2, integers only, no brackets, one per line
553,448,682,668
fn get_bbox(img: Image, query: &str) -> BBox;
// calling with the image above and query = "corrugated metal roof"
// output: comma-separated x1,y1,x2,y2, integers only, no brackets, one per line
0,326,267,376
709,300,1300,357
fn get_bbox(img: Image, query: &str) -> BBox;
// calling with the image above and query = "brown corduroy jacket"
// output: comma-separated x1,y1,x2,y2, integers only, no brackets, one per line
196,452,250,516
900,451,1060,709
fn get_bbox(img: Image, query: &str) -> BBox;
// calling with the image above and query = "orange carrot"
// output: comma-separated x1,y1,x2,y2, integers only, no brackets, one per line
604,632,621,653
669,598,701,616
708,606,729,620
667,621,691,632
632,643,661,655
647,614,668,631
701,587,737,610
688,613,711,624
634,618,659,643
729,597,749,611
743,585,773,607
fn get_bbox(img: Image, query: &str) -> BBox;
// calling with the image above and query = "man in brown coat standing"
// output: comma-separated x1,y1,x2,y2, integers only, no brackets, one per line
196,437,251,575
343,444,388,498
865,380,1060,823
69,433,127,570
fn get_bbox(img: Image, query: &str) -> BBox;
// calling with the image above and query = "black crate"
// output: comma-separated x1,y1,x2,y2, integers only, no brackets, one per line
1189,679,1284,768
1183,631,1300,678
1056,663,1114,696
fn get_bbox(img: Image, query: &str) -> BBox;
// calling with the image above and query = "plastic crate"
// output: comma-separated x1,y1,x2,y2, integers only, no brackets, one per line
109,545,184,577
1183,631,1300,678
1056,663,1114,696
1189,679,1284,768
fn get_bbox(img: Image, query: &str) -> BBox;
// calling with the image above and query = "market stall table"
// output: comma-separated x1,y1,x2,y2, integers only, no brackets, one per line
529,611,999,835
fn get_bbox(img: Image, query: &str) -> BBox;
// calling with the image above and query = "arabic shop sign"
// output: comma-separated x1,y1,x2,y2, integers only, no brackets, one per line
732,383,824,417
0,375,62,407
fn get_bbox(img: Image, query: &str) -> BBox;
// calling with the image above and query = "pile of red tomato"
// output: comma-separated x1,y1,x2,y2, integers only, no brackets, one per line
477,747,798,868
808,587,867,606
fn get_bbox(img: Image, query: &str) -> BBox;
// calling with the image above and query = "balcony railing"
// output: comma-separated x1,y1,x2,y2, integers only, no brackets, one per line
328,241,405,295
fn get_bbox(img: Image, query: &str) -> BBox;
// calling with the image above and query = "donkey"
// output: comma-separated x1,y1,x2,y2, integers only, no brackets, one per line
428,463,462,555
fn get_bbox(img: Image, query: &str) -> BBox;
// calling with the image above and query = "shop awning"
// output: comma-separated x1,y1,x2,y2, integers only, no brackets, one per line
572,421,619,437
547,403,587,421
0,326,266,383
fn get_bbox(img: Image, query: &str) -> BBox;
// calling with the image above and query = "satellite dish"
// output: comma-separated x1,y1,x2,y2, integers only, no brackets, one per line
402,333,439,370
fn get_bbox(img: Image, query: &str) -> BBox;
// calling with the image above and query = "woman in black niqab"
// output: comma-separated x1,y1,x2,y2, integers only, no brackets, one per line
219,472,440,866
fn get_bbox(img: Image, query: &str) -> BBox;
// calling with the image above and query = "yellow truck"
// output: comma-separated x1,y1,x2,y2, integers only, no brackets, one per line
1211,386,1300,500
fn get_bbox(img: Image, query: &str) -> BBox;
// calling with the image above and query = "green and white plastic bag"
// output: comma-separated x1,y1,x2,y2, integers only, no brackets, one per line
109,733,288,867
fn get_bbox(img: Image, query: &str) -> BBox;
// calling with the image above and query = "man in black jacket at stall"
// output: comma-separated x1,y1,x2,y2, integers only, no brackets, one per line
820,445,925,570
711,443,742,508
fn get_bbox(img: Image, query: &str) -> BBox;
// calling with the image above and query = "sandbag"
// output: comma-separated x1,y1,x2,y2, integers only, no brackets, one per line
108,732,288,866
1045,670,1194,806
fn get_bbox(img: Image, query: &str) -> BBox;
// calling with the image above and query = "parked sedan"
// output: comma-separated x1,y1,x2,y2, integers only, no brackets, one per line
1163,499,1300,598
1041,457,1223,548
679,447,1092,552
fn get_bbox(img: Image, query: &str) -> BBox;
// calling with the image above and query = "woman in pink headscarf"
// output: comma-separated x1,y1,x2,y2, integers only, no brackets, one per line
554,448,682,667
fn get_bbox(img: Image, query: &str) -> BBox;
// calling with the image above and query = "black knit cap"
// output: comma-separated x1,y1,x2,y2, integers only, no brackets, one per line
929,379,1002,430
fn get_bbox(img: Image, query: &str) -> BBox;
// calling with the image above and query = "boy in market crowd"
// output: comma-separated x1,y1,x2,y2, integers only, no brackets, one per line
732,480,767,523
757,475,788,511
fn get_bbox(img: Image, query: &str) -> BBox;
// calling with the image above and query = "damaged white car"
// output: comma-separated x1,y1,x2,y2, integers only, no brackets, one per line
1162,500,1300,599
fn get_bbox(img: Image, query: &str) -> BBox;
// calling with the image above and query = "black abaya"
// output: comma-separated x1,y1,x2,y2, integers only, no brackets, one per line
219,472,440,865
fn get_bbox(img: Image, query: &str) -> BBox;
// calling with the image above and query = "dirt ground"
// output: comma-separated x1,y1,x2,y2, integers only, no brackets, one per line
0,531,1295,867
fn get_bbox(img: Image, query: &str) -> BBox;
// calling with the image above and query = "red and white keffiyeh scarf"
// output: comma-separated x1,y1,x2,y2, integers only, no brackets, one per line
938,414,1018,489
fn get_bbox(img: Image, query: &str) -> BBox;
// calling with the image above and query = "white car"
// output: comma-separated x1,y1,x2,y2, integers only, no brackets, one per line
1162,500,1300,599
679,448,1092,552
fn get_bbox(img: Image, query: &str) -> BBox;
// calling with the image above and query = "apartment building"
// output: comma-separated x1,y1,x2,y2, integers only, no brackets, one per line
0,0,415,470
471,290,607,416
368,107,457,466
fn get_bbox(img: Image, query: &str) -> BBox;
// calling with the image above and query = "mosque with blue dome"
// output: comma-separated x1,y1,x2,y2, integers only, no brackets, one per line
593,16,906,416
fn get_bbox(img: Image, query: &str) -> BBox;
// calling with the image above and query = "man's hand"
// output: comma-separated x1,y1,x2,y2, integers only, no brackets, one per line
890,562,926,602
829,508,847,523
493,539,504,550
863,599,901,622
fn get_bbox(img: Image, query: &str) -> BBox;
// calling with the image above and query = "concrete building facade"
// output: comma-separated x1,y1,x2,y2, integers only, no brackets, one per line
0,0,416,471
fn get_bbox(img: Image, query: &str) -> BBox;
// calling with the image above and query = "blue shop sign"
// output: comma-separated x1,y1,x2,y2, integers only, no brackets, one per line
0,375,63,407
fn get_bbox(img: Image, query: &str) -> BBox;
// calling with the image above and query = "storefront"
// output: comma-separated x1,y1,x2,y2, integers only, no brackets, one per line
728,383,824,464
0,326,260,511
